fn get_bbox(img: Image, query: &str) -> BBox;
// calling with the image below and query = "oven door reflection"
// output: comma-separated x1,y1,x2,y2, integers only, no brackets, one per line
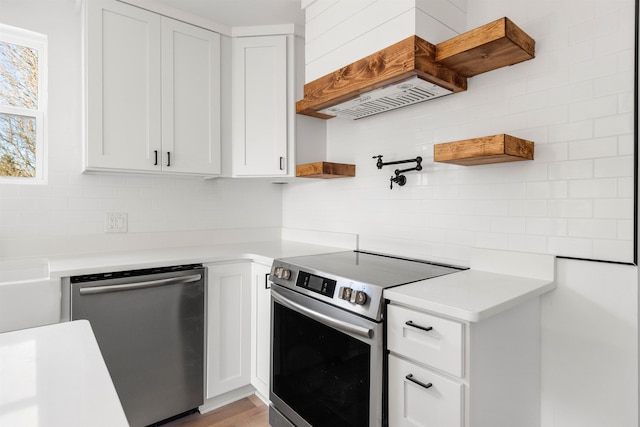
270,287,383,427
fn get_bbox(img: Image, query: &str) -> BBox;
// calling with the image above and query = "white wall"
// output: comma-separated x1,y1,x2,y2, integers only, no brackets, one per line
285,0,639,425
288,0,635,265
0,0,283,259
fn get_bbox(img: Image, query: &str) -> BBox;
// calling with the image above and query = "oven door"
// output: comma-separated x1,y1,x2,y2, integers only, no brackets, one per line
270,285,383,427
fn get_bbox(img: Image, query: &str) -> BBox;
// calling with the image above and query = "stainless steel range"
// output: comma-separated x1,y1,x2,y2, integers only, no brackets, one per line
268,250,464,427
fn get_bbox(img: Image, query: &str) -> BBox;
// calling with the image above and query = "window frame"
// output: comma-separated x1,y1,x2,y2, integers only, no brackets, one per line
0,23,47,184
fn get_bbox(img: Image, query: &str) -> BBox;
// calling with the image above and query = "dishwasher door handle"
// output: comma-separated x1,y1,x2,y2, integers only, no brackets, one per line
78,274,202,295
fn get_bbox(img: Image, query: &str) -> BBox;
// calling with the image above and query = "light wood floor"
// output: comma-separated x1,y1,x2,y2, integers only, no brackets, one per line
162,395,269,427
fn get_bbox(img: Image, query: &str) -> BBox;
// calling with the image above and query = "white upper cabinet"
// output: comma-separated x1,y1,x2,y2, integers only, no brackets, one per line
85,0,221,176
161,18,221,175
231,35,293,177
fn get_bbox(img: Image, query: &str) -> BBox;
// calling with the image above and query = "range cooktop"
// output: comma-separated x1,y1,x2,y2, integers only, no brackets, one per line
270,250,465,321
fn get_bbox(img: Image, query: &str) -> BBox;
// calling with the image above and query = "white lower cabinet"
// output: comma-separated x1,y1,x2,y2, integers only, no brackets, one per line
388,354,463,427
205,262,252,399
250,262,272,400
387,298,542,427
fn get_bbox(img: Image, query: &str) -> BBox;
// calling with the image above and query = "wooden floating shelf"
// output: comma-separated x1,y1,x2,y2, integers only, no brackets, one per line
297,17,535,119
435,17,535,77
296,162,356,178
434,134,534,166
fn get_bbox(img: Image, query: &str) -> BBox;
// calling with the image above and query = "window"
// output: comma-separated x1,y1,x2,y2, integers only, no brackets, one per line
0,24,47,183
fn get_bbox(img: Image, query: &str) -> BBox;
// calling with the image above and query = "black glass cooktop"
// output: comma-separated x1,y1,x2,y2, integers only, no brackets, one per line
278,251,464,289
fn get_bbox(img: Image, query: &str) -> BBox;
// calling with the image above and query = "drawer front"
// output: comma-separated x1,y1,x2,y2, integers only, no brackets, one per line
388,354,463,427
387,304,464,377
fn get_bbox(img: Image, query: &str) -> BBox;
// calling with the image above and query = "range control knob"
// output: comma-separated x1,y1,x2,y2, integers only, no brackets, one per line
272,267,292,280
354,291,368,305
338,286,353,301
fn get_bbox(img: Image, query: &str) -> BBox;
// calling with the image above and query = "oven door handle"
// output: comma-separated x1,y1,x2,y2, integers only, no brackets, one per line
272,291,374,339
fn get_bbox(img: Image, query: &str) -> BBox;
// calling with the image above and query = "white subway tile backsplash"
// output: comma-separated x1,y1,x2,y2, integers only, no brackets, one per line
526,181,569,199
527,105,569,128
548,199,593,218
547,121,593,144
594,70,634,97
547,80,593,107
618,177,634,198
568,137,617,160
569,54,618,83
475,231,509,251
509,199,548,217
593,113,633,137
490,216,526,234
569,96,617,122
568,218,618,239
508,234,547,253
548,160,594,180
618,220,634,240
594,155,634,178
594,199,634,219
568,178,617,199
527,218,568,236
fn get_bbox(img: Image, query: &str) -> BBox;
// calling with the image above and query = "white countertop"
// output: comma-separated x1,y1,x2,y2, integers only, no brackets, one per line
0,320,129,427
47,240,349,279
384,248,556,322
384,269,556,322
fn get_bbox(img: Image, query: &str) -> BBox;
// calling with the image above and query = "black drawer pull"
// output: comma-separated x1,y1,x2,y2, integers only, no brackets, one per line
405,320,433,332
406,374,432,390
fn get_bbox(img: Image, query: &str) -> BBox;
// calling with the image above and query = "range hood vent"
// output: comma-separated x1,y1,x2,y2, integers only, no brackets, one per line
297,18,535,120
318,76,452,120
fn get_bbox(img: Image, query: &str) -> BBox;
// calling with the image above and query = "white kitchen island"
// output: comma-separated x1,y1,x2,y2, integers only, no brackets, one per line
0,320,129,427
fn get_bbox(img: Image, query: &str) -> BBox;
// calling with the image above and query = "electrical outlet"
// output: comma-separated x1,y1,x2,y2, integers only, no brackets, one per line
105,213,128,233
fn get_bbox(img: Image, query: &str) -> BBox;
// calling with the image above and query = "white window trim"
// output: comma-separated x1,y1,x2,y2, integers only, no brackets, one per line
0,23,48,184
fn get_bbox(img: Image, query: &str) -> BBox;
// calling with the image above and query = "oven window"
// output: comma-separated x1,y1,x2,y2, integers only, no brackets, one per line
272,302,370,427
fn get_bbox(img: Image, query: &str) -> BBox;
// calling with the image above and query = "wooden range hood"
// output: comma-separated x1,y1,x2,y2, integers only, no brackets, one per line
296,17,535,120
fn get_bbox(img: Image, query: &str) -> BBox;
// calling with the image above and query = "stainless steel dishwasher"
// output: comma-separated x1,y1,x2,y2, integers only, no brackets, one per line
67,264,205,427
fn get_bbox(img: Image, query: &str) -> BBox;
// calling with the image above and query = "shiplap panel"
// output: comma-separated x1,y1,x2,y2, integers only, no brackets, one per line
304,0,346,27
305,10,417,82
416,0,468,33
303,0,466,82
305,0,379,45
305,0,412,64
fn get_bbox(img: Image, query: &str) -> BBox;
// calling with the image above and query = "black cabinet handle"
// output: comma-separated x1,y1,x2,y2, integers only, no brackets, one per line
265,273,271,290
405,374,432,390
167,152,171,167
279,156,284,170
405,320,433,332
154,150,158,166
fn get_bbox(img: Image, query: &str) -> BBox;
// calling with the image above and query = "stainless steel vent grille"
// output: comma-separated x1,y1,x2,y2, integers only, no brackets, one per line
318,76,452,120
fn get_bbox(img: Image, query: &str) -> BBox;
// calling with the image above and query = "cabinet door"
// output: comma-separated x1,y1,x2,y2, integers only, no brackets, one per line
85,0,162,172
388,355,463,427
206,262,252,399
161,18,221,175
232,36,288,176
250,263,272,399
